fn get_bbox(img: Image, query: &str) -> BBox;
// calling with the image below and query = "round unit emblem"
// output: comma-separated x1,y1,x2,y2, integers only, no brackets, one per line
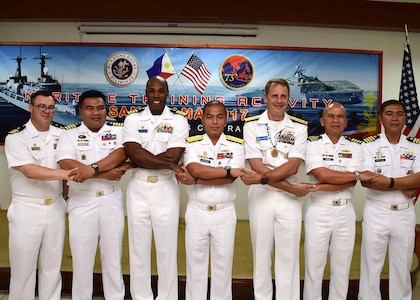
220,54,254,90
105,51,139,87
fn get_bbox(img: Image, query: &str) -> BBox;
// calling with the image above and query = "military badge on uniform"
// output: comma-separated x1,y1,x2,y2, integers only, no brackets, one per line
374,148,386,162
157,123,173,133
138,126,148,133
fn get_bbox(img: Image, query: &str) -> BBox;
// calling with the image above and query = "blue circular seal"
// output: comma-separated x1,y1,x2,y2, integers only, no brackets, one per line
220,54,254,90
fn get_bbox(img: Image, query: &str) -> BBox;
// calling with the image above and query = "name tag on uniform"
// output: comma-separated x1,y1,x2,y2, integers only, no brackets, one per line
256,136,268,141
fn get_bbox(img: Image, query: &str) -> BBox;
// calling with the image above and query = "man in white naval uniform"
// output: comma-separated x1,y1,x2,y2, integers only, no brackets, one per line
176,100,246,300
241,78,310,300
56,90,129,300
303,102,366,300
123,76,189,300
358,99,420,300
5,90,76,300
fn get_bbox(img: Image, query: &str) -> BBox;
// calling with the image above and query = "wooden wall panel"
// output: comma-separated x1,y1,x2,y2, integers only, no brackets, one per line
0,0,420,32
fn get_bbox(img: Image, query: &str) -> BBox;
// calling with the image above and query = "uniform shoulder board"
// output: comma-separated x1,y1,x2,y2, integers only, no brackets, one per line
289,115,308,126
363,134,380,143
106,121,124,127
308,135,321,142
186,135,204,143
345,136,363,144
50,121,65,129
170,107,187,117
407,136,420,144
226,135,244,144
64,122,82,130
8,125,26,135
127,107,144,115
244,115,260,122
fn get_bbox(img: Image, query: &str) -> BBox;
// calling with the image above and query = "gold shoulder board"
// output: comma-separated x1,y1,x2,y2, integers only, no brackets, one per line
289,115,308,125
308,135,321,142
226,135,244,144
186,135,204,143
244,115,260,122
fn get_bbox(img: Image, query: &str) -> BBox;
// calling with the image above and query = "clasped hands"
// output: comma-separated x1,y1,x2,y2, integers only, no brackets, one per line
70,161,132,183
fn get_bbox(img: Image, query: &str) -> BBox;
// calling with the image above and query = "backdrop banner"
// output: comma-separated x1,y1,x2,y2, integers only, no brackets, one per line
0,43,382,143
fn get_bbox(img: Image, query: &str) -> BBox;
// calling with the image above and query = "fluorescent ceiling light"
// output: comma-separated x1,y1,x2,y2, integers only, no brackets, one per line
78,24,258,37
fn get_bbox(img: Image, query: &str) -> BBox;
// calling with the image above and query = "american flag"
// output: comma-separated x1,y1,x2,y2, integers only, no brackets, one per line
399,43,420,138
399,42,420,204
181,54,212,94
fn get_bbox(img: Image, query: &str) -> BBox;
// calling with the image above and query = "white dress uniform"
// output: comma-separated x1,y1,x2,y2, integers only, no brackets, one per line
183,133,245,300
5,120,65,300
243,111,307,300
358,133,420,300
122,106,189,300
56,121,125,300
303,134,363,300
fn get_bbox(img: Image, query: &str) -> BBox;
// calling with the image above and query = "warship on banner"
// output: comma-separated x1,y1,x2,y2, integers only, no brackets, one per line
287,63,364,104
0,49,80,125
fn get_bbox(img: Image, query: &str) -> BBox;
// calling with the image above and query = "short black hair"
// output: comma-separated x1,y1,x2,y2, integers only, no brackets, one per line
203,100,227,115
79,90,106,107
380,99,406,115
30,90,54,104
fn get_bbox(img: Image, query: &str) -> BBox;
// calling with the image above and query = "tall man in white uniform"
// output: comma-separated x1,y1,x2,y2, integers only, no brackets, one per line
303,103,366,300
56,90,129,300
5,90,77,300
123,76,189,300
358,99,420,300
176,100,246,300
241,78,310,300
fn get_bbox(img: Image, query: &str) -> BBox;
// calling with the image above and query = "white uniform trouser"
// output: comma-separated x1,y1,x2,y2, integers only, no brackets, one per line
303,200,356,300
68,189,125,300
7,197,66,300
358,200,415,300
248,185,302,300
185,202,236,300
126,176,179,300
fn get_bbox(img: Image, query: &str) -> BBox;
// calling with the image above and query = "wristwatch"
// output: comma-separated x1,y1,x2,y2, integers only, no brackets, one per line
91,163,99,174
260,173,269,185
224,166,231,177
354,170,360,182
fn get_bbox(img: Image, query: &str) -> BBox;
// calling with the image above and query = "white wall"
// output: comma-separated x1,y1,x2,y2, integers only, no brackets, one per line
0,22,419,221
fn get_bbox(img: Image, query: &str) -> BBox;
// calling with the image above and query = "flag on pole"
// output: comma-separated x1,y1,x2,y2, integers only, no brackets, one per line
398,30,420,204
146,52,176,79
399,43,420,138
181,54,212,94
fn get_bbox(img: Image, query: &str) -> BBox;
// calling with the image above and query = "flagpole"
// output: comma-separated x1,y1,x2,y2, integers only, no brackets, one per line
173,51,194,94
404,24,409,44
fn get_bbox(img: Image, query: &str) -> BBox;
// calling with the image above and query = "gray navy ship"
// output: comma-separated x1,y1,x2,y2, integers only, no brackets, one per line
287,63,364,104
0,49,80,125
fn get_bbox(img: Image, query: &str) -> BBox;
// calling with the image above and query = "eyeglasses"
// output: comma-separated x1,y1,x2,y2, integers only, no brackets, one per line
32,104,57,112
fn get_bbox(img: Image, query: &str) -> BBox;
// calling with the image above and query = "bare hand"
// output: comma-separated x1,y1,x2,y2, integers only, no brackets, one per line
73,165,95,183
231,168,245,178
101,168,127,181
118,161,133,171
402,188,418,198
361,174,391,190
175,166,195,185
170,162,184,174
240,168,260,185
359,170,378,182
289,182,312,197
64,168,78,181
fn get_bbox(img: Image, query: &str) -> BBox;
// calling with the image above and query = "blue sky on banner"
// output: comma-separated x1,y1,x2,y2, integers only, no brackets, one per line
0,45,379,92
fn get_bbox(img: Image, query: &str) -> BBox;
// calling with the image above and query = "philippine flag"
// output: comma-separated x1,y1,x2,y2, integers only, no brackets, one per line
146,53,176,79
